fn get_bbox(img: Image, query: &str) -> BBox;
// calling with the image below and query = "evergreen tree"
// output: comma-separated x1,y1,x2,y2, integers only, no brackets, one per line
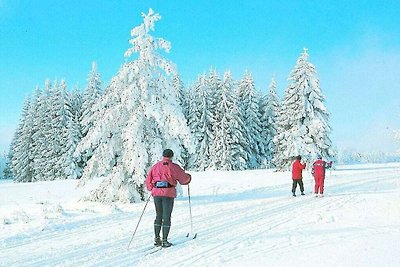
48,80,71,180
207,69,221,169
170,73,190,168
74,63,103,177
187,74,213,170
170,74,187,116
3,156,13,179
75,9,192,203
238,72,263,169
10,98,34,182
273,48,335,169
31,81,54,181
65,88,83,179
210,71,247,170
259,77,280,168
81,62,102,137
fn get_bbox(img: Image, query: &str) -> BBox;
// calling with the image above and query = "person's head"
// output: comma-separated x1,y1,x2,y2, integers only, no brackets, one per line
296,155,301,161
317,154,322,159
162,149,174,159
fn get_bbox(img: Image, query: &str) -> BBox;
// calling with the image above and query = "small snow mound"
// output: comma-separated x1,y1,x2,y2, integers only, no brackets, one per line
42,203,66,219
3,210,31,224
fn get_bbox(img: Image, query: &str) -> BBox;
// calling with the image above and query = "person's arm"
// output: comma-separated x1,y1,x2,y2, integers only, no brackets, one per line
171,164,191,185
145,168,154,191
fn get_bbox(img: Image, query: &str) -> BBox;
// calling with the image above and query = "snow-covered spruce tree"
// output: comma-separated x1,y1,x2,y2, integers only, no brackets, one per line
238,72,263,169
63,89,83,179
170,73,191,168
273,48,335,170
31,81,54,181
259,77,280,168
10,98,34,182
206,69,221,170
81,62,102,138
187,74,213,170
209,71,247,170
2,153,13,179
45,80,73,180
74,63,102,176
74,9,192,203
272,94,289,170
170,74,187,116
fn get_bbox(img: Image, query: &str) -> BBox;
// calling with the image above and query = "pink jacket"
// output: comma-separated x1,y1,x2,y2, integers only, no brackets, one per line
145,157,191,198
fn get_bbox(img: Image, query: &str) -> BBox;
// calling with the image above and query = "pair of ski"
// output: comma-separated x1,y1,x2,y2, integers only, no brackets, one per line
142,233,197,255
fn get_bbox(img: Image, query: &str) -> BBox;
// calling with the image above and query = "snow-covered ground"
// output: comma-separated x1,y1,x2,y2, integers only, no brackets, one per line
1,163,399,267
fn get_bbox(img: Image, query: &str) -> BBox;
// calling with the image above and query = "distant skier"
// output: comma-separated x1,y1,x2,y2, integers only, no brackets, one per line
145,149,192,248
291,155,306,197
312,154,332,197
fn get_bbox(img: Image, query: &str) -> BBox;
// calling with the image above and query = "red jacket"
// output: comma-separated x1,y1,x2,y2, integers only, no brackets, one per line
292,160,306,180
145,157,191,198
312,159,332,178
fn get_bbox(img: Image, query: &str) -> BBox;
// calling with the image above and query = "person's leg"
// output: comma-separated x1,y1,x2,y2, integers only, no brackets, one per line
320,177,325,195
292,180,297,196
161,197,174,246
315,176,323,194
153,197,163,245
314,177,318,194
299,179,305,194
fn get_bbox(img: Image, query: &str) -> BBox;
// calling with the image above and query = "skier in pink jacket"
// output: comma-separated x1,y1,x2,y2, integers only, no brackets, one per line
145,149,191,247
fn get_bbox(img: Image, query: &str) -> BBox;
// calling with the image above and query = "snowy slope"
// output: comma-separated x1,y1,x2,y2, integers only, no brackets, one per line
1,163,399,267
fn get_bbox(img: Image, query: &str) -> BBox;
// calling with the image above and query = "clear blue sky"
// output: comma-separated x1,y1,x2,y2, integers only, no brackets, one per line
1,0,399,154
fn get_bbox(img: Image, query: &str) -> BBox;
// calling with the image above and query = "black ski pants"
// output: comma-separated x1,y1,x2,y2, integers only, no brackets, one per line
292,179,304,194
153,196,174,240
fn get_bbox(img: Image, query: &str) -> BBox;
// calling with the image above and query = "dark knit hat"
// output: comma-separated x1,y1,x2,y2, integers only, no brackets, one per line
317,154,322,159
296,155,301,160
163,149,174,158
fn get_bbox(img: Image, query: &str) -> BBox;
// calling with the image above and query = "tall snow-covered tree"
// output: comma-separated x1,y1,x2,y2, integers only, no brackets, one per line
170,73,191,168
80,62,102,137
187,74,213,170
64,89,83,179
10,98,34,182
170,74,187,116
10,79,83,182
75,9,192,203
31,81,53,181
2,153,13,180
47,80,72,180
209,71,247,170
259,77,280,168
238,72,263,169
74,63,102,177
273,48,335,169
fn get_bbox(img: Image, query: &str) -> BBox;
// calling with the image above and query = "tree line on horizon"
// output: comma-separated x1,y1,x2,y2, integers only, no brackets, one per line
4,9,335,203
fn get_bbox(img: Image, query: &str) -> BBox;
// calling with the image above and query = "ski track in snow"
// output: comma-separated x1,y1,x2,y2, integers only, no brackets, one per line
1,164,399,266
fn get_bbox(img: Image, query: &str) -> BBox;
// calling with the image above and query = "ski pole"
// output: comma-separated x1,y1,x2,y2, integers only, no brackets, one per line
127,194,151,249
186,184,197,239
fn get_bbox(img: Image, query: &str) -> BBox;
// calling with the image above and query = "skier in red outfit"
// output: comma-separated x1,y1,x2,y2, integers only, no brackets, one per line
312,154,332,197
291,155,306,197
145,149,191,247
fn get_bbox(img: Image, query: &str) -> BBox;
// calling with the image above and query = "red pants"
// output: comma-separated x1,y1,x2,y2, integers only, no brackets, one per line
314,175,325,194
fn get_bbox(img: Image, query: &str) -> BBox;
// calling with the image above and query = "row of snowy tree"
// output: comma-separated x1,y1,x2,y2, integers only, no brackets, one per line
6,9,335,202
336,149,400,164
7,63,102,182
182,70,278,171
179,47,336,172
